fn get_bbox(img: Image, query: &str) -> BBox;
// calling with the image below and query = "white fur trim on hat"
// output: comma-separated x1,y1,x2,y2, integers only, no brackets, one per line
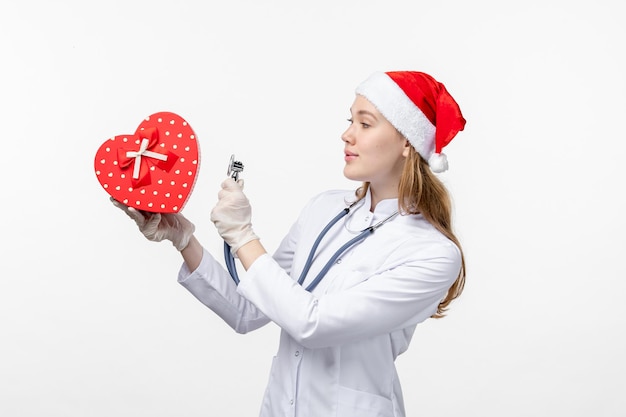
355,72,436,161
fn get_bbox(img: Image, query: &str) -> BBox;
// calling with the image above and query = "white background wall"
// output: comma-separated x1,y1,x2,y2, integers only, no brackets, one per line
1,0,624,416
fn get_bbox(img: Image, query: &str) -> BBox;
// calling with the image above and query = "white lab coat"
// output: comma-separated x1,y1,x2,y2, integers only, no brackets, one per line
178,189,461,417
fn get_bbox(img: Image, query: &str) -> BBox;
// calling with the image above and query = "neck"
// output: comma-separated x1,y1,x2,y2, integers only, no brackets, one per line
369,185,398,212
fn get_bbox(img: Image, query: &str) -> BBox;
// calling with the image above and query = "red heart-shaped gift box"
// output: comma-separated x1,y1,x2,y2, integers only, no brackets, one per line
94,112,200,213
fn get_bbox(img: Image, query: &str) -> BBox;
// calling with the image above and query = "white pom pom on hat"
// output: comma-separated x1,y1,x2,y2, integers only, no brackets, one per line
428,152,449,173
355,71,466,173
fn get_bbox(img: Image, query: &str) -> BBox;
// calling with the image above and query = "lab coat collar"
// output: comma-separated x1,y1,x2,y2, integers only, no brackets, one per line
346,187,401,229
355,187,423,226
361,187,399,216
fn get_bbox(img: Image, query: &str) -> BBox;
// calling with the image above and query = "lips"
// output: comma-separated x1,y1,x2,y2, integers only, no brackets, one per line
344,150,358,162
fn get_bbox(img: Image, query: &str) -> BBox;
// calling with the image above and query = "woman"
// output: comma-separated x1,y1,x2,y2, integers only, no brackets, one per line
114,70,466,417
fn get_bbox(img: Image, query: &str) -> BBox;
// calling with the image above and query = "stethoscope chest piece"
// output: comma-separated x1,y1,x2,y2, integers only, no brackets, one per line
227,154,244,181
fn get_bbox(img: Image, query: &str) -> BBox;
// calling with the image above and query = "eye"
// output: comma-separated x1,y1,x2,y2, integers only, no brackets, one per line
347,118,370,128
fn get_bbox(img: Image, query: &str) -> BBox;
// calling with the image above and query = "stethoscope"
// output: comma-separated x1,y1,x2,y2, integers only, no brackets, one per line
223,155,399,292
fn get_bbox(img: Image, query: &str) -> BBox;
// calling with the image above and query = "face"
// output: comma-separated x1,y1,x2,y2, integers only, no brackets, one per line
342,95,410,194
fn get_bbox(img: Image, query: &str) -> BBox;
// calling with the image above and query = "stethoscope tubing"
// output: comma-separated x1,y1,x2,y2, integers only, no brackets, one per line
301,227,373,292
225,241,240,284
296,208,350,287
224,202,398,292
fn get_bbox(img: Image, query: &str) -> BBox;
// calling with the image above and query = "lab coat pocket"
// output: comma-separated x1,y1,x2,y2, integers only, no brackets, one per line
337,386,395,417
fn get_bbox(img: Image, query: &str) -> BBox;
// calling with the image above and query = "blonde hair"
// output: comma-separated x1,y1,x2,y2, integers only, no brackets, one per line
355,148,466,318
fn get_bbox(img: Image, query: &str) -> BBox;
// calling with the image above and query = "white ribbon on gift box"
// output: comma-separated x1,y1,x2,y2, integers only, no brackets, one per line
125,138,168,179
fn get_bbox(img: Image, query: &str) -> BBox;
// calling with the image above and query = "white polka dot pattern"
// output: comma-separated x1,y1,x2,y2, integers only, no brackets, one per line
94,112,200,213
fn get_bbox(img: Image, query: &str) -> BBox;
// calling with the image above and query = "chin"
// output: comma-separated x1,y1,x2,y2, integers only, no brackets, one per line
343,168,364,182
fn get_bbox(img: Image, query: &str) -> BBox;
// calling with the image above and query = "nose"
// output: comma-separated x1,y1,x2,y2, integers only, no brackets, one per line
341,124,355,144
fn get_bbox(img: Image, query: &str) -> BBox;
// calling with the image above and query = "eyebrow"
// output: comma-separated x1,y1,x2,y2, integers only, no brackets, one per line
350,108,378,119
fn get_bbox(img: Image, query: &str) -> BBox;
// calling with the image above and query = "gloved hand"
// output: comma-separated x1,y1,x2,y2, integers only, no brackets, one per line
111,198,195,251
210,178,259,255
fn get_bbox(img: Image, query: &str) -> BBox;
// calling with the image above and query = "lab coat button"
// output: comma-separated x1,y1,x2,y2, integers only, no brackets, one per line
290,399,294,405
295,350,300,357
336,258,342,264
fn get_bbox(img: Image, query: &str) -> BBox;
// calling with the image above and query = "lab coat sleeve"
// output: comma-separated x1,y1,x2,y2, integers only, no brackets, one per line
177,248,271,333
270,213,301,275
236,239,461,349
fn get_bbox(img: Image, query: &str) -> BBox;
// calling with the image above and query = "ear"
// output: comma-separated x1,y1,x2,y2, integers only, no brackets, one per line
402,140,411,158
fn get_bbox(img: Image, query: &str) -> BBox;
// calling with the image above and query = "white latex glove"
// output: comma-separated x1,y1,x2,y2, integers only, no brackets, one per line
210,178,259,254
111,198,195,251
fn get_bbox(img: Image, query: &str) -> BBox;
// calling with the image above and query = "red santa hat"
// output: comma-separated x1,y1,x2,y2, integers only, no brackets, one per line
355,71,466,173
